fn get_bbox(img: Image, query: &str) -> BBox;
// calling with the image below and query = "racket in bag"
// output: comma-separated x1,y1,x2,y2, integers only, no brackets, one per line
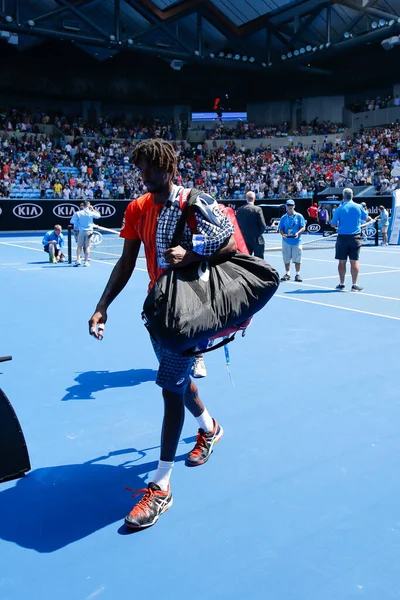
142,190,280,356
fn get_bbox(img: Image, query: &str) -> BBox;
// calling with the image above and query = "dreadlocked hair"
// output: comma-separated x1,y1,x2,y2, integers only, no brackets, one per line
132,138,178,179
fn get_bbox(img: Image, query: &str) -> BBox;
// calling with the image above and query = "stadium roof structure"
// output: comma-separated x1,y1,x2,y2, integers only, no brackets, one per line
1,0,400,70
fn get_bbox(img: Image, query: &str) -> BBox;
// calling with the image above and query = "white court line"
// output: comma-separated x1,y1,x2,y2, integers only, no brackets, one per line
92,249,147,261
276,294,400,321
27,239,148,261
0,241,45,252
284,280,400,302
361,247,400,255
265,252,400,269
0,241,147,272
305,269,400,281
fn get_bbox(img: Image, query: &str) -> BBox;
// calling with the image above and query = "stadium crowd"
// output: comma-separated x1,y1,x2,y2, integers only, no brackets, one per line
1,106,347,141
0,107,180,140
200,118,346,140
348,94,400,113
0,122,399,201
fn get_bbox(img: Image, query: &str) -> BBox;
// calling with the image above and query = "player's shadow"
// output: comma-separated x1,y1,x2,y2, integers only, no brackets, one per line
0,447,188,553
62,369,158,401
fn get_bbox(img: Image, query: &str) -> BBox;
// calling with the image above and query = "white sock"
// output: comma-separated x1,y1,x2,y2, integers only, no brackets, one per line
152,460,174,491
196,408,214,433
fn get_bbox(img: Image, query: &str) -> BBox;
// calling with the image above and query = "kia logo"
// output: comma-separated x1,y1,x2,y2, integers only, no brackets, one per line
307,223,321,232
12,203,43,219
93,203,116,218
53,203,79,218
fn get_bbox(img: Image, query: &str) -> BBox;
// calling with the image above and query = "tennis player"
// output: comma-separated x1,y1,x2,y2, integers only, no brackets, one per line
330,188,368,291
89,139,236,530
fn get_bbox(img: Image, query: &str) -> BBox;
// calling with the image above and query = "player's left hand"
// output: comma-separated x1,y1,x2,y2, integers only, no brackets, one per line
163,245,189,267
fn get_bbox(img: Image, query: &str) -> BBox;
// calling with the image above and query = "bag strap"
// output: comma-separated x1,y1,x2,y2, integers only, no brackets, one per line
182,334,236,357
170,188,202,247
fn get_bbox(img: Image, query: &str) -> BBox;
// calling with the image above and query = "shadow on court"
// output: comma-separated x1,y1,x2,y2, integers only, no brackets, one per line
62,368,158,401
0,448,188,553
284,289,340,295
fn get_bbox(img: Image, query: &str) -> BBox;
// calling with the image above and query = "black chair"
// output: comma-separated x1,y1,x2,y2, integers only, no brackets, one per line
0,356,31,483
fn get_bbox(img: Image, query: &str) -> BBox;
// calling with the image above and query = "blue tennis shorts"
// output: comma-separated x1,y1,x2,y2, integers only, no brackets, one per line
150,337,195,393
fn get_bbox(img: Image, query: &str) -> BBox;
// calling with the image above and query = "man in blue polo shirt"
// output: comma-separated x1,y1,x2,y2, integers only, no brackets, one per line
279,198,306,282
330,188,368,291
42,224,65,264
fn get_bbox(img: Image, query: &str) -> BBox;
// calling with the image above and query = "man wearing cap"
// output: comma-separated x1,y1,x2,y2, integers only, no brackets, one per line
278,199,306,282
330,188,368,292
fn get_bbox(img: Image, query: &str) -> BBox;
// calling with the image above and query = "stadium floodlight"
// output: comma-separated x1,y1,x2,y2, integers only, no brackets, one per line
109,34,116,41
261,62,267,67
294,49,300,56
389,19,395,26
306,45,312,52
287,51,293,58
194,50,200,56
300,47,306,54
249,56,255,62
234,54,240,60
226,53,233,58
218,51,224,58
209,52,215,58
312,46,317,51
5,16,12,23
242,55,248,61
281,54,287,60
344,31,351,38
371,21,378,29
268,62,272,66
325,41,331,47
379,19,386,27
27,20,35,27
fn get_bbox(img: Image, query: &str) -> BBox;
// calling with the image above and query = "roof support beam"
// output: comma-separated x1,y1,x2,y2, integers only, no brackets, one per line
114,0,121,42
197,13,202,56
125,0,195,54
333,0,380,40
290,4,328,44
327,4,332,43
54,0,111,40
333,0,399,21
29,0,101,25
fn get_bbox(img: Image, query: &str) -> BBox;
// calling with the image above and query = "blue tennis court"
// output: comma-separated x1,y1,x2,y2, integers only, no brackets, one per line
1,231,400,600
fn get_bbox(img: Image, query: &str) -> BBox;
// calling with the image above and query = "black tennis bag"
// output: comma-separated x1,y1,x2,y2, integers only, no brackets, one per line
142,192,279,355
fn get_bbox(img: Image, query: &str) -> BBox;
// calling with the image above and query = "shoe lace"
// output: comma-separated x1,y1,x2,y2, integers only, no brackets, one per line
190,431,207,457
125,486,155,513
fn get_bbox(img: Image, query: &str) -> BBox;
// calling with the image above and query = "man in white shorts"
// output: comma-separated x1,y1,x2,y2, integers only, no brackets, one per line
279,199,306,282
70,200,101,267
377,205,389,245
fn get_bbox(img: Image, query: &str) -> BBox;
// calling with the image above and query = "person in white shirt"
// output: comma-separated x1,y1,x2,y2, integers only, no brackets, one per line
376,205,389,245
70,201,101,267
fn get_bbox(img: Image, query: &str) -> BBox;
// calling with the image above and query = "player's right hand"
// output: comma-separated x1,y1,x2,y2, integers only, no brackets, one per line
89,309,107,340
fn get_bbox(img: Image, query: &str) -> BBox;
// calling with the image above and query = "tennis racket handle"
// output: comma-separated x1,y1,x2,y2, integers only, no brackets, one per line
0,356,12,363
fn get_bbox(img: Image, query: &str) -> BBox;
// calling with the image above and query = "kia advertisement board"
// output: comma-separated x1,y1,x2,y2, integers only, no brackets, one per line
0,200,129,231
0,195,393,232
